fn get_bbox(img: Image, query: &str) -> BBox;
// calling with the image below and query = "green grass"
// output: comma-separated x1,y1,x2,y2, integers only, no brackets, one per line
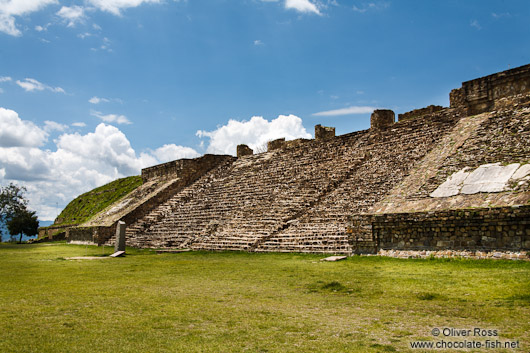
1,243,529,352
51,176,142,226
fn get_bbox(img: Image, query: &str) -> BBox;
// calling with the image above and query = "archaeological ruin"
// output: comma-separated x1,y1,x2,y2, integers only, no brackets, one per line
40,64,530,259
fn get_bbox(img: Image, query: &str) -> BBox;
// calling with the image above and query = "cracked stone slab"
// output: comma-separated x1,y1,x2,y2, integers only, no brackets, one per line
512,164,530,180
461,163,520,194
430,168,470,197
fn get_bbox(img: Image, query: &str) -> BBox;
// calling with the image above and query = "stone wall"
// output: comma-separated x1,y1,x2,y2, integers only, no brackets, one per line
141,154,232,182
450,63,530,115
38,224,76,241
351,205,530,253
398,105,444,122
67,226,115,244
284,138,311,149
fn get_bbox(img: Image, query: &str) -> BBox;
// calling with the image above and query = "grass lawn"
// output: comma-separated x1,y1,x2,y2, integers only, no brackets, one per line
0,243,529,352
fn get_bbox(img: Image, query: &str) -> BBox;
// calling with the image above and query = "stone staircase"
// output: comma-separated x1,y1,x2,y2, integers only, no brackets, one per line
107,108,462,254
256,109,462,254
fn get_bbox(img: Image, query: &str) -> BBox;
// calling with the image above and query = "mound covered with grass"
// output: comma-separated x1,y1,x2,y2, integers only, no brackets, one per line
53,176,142,226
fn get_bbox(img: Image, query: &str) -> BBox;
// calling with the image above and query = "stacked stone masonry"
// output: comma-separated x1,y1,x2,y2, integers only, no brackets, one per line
70,154,234,245
69,64,530,257
351,205,530,254
450,63,530,115
370,109,395,130
417,96,530,198
113,109,462,254
398,105,444,122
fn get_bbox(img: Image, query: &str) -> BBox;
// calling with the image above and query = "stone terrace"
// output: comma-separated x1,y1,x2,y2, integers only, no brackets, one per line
111,108,462,253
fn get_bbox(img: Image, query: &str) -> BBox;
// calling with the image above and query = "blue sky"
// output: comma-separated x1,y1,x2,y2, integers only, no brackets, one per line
0,0,529,220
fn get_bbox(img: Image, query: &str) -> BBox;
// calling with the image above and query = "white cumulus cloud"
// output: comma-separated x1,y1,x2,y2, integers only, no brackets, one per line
146,144,200,162
285,0,321,15
312,106,375,116
0,109,200,220
44,120,68,132
0,107,48,147
56,5,85,27
16,78,65,93
196,114,311,155
0,0,57,36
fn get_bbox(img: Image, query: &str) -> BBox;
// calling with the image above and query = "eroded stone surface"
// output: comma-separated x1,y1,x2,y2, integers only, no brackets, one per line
461,163,519,194
430,168,470,197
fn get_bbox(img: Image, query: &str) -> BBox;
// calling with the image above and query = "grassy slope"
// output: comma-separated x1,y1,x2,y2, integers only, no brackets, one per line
0,243,528,352
52,176,142,226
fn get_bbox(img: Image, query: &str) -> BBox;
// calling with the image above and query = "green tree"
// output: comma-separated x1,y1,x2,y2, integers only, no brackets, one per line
0,183,28,222
1,183,38,242
7,209,39,243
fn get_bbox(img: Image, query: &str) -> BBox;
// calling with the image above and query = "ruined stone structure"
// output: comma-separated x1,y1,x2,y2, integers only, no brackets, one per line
65,154,235,244
58,64,530,258
267,138,286,151
450,63,530,115
398,105,444,122
370,109,395,130
236,144,253,158
315,124,335,140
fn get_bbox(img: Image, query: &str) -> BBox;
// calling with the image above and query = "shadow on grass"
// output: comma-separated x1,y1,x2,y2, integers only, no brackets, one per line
504,293,530,306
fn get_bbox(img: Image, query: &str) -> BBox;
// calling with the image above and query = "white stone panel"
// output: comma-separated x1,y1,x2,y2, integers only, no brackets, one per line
460,163,519,194
431,162,527,198
430,168,470,197
512,164,530,180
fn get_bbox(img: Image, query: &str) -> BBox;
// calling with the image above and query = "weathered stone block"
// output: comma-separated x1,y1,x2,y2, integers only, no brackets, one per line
315,124,335,140
370,109,395,130
267,138,285,151
237,144,253,158
115,221,126,252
